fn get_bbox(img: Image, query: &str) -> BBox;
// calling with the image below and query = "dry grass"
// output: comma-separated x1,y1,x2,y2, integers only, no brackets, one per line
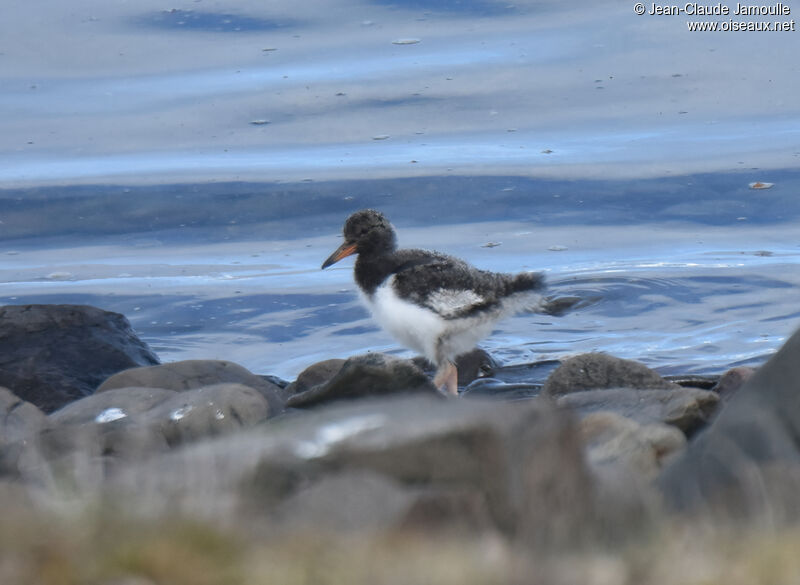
3,482,800,585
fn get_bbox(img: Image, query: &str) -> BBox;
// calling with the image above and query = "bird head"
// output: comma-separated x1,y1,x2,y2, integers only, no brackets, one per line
321,209,396,269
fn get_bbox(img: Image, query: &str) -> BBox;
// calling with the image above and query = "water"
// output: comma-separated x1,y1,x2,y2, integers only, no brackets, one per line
1,0,798,382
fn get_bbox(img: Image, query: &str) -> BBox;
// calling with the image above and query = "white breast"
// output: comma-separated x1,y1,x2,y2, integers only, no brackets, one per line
362,275,502,364
363,276,446,362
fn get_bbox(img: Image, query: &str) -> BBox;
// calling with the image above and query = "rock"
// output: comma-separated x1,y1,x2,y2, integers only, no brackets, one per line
579,412,686,480
0,304,159,413
147,383,270,447
413,348,498,388
40,387,178,465
50,387,178,427
97,359,283,416
271,470,495,535
659,326,800,521
712,366,756,400
19,383,271,481
557,387,720,434
286,354,439,408
0,387,48,477
112,395,601,546
283,359,346,397
269,470,418,533
0,386,46,446
543,353,678,396
540,295,586,316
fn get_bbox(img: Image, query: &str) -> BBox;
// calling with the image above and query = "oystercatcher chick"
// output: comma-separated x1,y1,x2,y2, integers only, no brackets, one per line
321,209,546,396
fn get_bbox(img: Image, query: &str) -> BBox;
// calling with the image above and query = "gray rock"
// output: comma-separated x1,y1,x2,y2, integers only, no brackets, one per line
97,359,283,416
112,395,600,546
659,326,800,521
0,387,48,477
283,358,346,398
0,386,46,445
269,470,418,533
579,412,686,480
148,383,270,447
413,348,499,387
40,387,178,464
270,470,495,536
39,382,270,461
286,353,439,408
712,366,756,400
0,304,159,412
543,353,678,396
557,387,719,433
51,387,177,426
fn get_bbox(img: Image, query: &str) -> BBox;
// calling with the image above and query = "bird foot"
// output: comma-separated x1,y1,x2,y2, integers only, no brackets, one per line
432,362,458,396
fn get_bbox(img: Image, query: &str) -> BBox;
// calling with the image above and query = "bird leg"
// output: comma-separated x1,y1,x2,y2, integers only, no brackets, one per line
432,361,458,396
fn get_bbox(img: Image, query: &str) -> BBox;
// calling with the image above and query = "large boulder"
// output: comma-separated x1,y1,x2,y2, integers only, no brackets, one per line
0,304,159,412
286,354,439,408
543,353,678,396
557,387,719,434
579,411,686,481
38,387,178,468
283,359,346,398
0,386,46,446
111,395,603,546
16,383,272,482
0,387,47,476
97,359,283,415
659,327,800,522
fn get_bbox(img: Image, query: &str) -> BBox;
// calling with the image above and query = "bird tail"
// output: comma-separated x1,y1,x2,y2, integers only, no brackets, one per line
504,271,547,314
510,271,546,294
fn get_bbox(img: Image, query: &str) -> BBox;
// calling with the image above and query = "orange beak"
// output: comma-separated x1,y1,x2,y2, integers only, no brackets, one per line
321,241,357,269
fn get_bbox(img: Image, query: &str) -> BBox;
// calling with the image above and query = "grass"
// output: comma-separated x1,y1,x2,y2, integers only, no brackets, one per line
3,483,800,585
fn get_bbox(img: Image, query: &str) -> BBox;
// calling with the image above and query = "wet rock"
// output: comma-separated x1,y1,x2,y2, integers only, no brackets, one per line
489,360,561,385
0,304,159,413
113,395,600,545
663,374,719,390
259,374,290,390
97,359,283,416
580,412,686,480
540,295,586,316
461,378,541,400
286,354,439,408
412,348,498,387
147,383,270,447
283,359,346,398
455,348,498,385
712,366,756,400
557,387,719,433
543,353,678,396
659,326,800,521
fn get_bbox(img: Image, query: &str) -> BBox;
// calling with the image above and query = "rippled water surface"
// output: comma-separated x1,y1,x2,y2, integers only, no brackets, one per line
1,0,798,380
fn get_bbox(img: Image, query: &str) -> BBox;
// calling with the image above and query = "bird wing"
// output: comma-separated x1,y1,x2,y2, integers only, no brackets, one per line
390,250,497,319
